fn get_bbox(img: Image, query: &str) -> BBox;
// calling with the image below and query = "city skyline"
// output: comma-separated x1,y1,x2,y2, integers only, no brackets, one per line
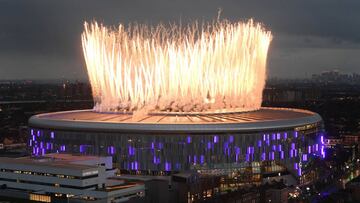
1,0,360,80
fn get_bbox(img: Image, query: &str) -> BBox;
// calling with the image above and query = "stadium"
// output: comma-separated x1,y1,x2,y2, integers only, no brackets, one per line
28,20,325,184
28,107,324,179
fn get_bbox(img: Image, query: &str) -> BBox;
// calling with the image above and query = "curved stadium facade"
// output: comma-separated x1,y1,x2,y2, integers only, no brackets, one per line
28,107,324,179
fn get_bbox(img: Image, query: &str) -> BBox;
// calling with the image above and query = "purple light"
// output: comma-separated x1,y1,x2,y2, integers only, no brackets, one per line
151,142,155,149
321,146,325,158
308,146,312,154
303,154,308,161
187,136,191,143
291,143,295,149
272,145,276,151
290,150,294,158
321,135,324,144
246,154,250,162
284,132,287,139
200,155,205,164
50,132,55,139
29,140,32,147
294,131,298,138
30,129,34,136
37,130,40,137
261,153,266,161
316,144,319,151
258,140,262,147
272,133,276,140
280,151,284,159
153,156,157,164
107,146,115,155
193,155,197,164
263,134,266,141
298,168,302,176
134,161,138,170
158,142,163,149
235,147,240,155
278,144,282,151
277,133,280,140
32,135,36,141
229,135,234,143
165,162,171,171
207,142,211,149
224,142,229,150
294,149,298,157
214,135,219,143
128,146,135,155
294,163,298,170
269,151,274,160
60,145,66,152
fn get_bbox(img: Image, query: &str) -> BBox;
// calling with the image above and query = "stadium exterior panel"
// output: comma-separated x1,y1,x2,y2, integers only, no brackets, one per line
28,108,324,177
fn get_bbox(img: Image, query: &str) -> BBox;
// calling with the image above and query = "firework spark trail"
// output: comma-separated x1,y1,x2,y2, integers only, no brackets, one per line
81,19,272,114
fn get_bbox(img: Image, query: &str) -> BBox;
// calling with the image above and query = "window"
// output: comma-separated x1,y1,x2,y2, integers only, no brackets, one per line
29,194,51,203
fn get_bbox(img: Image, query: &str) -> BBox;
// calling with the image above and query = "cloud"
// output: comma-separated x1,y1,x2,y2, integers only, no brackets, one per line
0,0,359,79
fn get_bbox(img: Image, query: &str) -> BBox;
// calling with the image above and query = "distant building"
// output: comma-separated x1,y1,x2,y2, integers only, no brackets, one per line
265,184,289,203
0,154,144,202
311,70,360,85
324,137,342,148
324,133,360,161
346,176,360,202
324,134,360,148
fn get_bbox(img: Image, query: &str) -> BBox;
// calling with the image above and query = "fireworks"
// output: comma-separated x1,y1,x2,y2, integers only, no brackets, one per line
81,19,272,113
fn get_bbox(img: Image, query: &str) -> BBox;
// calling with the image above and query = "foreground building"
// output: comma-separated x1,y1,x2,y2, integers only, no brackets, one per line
0,154,144,202
28,108,324,182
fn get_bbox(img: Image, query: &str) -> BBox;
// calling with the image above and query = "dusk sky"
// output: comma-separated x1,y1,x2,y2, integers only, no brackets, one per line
1,0,360,80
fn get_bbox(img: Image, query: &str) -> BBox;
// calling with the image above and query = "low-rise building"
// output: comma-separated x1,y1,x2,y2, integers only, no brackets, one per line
0,154,144,202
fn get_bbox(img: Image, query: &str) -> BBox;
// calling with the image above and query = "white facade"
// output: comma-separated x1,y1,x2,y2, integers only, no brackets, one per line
0,154,144,202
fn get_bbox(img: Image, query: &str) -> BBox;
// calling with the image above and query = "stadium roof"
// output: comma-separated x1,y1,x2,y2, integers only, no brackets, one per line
29,107,322,133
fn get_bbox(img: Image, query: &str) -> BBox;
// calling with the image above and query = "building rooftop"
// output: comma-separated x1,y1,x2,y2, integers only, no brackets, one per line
0,154,113,174
29,107,322,133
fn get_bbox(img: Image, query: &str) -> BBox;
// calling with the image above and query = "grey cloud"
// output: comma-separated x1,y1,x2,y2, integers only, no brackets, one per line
0,0,359,79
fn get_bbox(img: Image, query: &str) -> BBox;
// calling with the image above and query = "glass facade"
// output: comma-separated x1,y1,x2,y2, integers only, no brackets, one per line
29,122,324,177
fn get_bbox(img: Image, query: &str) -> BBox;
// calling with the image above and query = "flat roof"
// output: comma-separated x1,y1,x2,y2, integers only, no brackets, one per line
0,155,98,171
29,107,322,133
